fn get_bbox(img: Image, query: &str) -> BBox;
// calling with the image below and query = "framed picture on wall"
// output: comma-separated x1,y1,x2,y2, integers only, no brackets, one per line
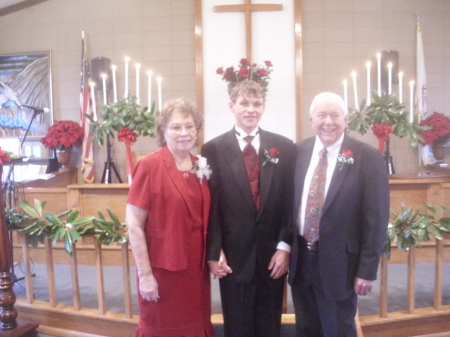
0,51,53,158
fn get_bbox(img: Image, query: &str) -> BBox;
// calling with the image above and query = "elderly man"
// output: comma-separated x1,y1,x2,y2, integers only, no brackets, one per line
289,92,389,337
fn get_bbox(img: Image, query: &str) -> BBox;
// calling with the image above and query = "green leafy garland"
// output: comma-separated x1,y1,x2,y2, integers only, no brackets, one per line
347,92,430,148
7,199,128,256
86,96,156,147
384,203,450,259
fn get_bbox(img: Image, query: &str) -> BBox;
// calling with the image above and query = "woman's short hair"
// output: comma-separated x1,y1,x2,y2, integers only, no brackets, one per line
229,80,266,104
156,98,203,146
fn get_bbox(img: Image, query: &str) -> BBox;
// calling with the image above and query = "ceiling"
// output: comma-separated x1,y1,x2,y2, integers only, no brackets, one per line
0,0,50,17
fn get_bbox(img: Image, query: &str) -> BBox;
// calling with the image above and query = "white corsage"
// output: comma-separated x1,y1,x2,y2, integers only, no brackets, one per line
194,156,212,183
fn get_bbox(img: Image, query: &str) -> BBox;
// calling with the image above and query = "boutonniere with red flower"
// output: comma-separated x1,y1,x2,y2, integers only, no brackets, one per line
337,149,354,171
262,148,280,167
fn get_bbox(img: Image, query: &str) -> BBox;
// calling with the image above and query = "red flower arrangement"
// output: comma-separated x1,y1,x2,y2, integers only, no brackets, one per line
41,120,84,150
418,112,450,146
216,58,273,93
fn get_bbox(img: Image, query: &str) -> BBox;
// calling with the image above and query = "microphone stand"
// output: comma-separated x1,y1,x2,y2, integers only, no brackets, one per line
2,108,40,289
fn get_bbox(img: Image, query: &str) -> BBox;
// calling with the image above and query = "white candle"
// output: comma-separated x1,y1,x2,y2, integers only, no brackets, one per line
398,72,403,103
377,53,381,95
343,80,348,107
89,82,97,121
351,72,358,108
157,76,162,112
147,70,153,108
135,63,141,104
124,56,130,98
387,63,392,95
366,61,371,105
101,73,107,106
111,65,117,103
409,80,414,122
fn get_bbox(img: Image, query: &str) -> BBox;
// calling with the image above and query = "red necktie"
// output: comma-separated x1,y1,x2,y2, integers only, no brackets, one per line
303,148,327,244
243,136,260,208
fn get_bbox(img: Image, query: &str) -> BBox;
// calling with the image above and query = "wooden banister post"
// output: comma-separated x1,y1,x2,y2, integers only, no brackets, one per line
0,163,40,336
0,163,17,330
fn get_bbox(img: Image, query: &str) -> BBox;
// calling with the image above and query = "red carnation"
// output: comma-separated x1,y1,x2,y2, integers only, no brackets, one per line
240,58,250,66
238,67,250,78
257,68,268,77
269,147,279,158
341,149,353,157
264,60,272,67
216,67,224,75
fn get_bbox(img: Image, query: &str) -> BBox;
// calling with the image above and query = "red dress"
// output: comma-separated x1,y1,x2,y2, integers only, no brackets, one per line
129,155,214,337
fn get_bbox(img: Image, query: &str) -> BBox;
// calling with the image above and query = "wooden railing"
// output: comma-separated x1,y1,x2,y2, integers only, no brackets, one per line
7,172,450,336
11,233,450,337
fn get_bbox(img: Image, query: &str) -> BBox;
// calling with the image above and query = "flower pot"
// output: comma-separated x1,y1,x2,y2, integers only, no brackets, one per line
56,147,72,171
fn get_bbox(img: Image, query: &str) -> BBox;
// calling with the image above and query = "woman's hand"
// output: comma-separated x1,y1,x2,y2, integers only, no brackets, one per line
139,273,160,302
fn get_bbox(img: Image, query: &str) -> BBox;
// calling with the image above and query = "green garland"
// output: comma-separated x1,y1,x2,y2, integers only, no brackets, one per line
86,96,157,147
347,92,430,148
384,203,450,259
7,199,128,256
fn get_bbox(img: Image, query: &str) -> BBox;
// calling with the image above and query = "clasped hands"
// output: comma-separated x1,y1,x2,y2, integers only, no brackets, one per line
208,249,290,280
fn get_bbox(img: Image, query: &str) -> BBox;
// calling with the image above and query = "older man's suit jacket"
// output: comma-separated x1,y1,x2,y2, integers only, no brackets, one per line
202,128,295,283
288,134,390,301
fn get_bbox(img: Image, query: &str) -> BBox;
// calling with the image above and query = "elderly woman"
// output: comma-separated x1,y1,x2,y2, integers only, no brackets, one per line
127,98,214,337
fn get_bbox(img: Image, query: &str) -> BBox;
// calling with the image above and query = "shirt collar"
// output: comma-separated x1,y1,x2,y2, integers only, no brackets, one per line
235,125,259,139
313,133,345,158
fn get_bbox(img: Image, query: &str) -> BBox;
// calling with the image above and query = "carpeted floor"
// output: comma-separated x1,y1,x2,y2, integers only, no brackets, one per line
12,261,450,336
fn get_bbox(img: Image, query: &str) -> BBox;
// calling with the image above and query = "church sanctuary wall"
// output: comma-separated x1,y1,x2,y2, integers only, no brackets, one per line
0,0,450,180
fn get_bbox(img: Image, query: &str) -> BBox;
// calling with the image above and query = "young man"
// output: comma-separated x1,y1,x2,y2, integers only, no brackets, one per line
289,92,389,336
202,80,295,337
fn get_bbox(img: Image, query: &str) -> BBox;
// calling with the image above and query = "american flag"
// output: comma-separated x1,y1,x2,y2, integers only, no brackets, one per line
80,31,95,183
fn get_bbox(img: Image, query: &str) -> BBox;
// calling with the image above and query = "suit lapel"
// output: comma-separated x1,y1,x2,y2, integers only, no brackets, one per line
224,129,257,215
258,130,274,216
294,138,315,228
322,135,352,214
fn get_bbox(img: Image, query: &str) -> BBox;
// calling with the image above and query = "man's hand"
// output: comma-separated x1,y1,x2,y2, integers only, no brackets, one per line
208,249,232,279
268,249,290,279
139,273,160,302
354,277,374,296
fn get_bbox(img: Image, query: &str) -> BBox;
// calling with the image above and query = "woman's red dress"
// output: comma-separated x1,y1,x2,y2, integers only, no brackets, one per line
132,171,214,337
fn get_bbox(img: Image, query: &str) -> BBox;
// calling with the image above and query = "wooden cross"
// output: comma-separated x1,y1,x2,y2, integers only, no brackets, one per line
214,0,283,62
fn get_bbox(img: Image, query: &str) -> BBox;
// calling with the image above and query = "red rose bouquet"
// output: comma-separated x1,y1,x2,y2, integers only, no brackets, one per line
216,58,273,93
41,120,84,150
418,112,450,146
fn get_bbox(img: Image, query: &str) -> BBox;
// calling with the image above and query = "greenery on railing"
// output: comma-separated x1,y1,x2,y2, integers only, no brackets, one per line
383,203,450,259
7,199,128,256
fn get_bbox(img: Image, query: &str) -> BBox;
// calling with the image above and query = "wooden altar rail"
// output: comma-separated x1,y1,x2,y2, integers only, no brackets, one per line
12,233,450,337
10,175,450,335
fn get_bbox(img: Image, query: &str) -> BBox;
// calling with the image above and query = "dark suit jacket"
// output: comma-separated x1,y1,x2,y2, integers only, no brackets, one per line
288,134,390,301
128,145,211,271
202,128,295,283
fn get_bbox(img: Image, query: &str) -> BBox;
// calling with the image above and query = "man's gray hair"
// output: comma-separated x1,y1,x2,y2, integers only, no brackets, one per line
309,92,348,116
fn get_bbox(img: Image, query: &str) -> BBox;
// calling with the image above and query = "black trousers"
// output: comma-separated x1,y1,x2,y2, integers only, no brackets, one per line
219,272,285,337
291,250,357,337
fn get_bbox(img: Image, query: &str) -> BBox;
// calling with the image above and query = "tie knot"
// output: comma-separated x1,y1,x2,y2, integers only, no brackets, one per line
319,148,327,159
244,135,254,145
